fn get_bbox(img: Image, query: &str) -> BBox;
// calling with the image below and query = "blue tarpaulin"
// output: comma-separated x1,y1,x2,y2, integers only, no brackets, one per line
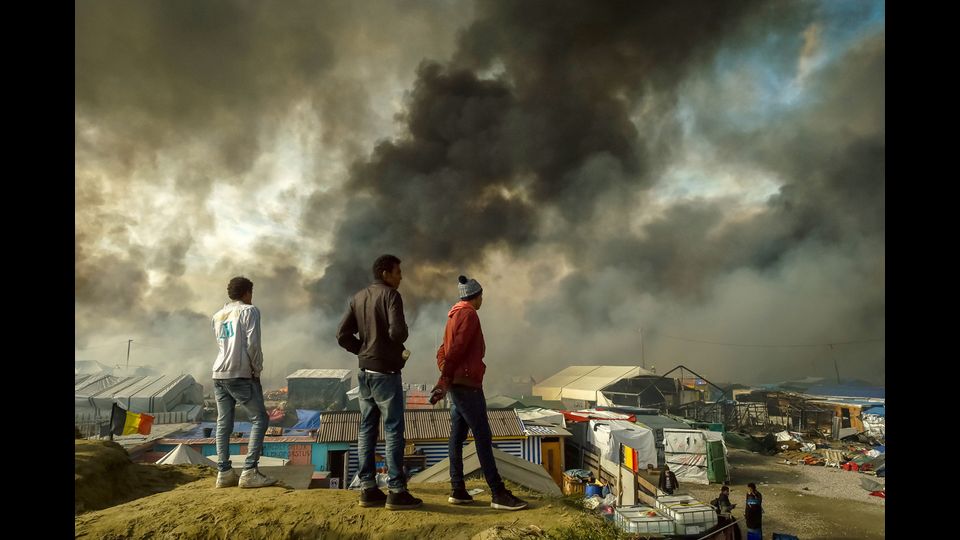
805,385,885,399
862,404,885,417
179,422,254,438
291,409,321,430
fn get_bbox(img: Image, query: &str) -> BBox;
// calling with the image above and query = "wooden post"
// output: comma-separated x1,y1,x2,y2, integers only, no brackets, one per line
618,442,623,506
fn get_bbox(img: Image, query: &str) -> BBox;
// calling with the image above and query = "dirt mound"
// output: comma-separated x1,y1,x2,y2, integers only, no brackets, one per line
74,476,615,539
75,440,215,514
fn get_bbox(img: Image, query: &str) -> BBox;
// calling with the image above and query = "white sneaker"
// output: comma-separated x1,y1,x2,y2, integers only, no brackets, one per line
215,469,239,488
239,467,278,489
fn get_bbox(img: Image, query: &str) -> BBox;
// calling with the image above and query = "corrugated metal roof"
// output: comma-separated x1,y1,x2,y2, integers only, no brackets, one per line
159,436,316,444
317,409,525,442
410,442,561,496
286,369,352,380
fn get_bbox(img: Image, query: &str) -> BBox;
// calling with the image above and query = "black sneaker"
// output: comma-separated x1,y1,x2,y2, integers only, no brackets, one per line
448,487,474,504
491,490,528,511
386,490,423,510
358,487,387,507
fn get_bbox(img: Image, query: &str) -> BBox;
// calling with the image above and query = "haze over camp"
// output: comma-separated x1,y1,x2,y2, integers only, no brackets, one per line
76,0,883,392
76,2,884,538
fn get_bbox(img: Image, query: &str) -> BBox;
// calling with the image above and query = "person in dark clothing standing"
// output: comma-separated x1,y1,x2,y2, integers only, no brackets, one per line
337,254,421,510
744,482,764,540
712,485,742,540
430,275,528,511
713,485,736,516
658,465,679,495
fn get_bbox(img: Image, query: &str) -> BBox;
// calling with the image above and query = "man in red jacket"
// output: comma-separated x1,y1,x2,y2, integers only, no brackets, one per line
430,275,528,511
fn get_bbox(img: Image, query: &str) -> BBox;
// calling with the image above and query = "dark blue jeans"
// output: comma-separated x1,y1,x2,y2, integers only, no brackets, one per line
357,370,407,493
448,385,505,494
213,378,268,472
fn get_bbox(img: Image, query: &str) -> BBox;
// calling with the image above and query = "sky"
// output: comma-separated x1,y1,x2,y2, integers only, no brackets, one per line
75,0,885,394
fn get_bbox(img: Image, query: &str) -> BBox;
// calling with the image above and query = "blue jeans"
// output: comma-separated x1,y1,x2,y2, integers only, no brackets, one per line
746,527,762,540
357,370,406,493
448,385,505,494
214,378,268,472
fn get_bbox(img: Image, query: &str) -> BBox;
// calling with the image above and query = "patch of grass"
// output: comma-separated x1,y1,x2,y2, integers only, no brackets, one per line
545,513,627,540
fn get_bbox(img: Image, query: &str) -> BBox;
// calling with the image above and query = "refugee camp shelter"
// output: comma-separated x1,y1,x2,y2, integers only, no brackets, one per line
485,394,565,410
661,428,730,485
410,442,562,496
286,369,352,410
75,360,112,376
155,443,217,467
533,365,655,408
75,372,204,425
601,376,687,409
316,409,562,487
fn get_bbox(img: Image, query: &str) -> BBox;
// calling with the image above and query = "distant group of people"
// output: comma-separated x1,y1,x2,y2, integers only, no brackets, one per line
708,482,764,540
208,254,527,512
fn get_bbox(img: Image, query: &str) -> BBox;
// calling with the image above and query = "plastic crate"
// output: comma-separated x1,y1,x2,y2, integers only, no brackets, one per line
614,505,675,535
655,495,718,536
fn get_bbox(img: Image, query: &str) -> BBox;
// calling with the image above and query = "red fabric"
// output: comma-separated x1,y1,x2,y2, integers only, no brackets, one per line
436,301,486,388
869,490,885,498
137,413,154,435
268,408,285,422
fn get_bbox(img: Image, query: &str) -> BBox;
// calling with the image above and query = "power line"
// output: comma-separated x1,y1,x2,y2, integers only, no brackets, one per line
647,330,883,349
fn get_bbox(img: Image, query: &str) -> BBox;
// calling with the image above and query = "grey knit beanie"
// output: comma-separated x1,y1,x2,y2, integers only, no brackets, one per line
458,275,483,300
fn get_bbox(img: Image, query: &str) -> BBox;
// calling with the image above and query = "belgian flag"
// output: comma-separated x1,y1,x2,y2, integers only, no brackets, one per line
107,403,155,436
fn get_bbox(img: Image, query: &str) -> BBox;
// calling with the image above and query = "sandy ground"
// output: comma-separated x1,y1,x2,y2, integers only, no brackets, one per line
76,441,885,539
680,449,885,540
75,440,213,514
75,477,606,540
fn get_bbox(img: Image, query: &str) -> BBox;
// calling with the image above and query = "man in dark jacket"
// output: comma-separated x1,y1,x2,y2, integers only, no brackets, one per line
430,275,528,511
658,465,679,495
337,254,421,510
744,482,764,539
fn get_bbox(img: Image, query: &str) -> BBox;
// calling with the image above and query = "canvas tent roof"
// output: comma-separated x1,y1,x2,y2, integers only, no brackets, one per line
286,369,351,381
533,365,655,401
76,360,112,376
155,443,217,467
75,373,203,416
410,442,561,496
516,407,566,427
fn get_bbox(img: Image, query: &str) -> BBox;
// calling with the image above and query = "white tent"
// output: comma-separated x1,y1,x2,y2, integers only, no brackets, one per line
532,365,654,402
155,443,217,467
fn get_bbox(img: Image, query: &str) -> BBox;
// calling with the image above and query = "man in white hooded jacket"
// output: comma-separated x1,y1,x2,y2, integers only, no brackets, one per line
210,276,277,489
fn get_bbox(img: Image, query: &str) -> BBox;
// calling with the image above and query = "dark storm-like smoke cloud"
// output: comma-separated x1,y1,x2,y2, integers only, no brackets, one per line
308,0,763,311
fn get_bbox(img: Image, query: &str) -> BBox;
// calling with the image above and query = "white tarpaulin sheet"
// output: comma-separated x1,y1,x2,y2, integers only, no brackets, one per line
862,414,885,439
663,429,710,485
587,419,657,469
516,407,566,427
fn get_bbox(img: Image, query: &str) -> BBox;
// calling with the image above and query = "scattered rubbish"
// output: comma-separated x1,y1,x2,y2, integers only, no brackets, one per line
467,488,484,496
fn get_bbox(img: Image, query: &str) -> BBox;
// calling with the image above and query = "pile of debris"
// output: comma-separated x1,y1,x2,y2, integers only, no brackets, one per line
769,430,885,477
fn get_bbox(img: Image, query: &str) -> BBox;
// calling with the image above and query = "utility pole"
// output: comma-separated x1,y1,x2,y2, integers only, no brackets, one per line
638,326,645,370
126,339,133,369
830,344,840,384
